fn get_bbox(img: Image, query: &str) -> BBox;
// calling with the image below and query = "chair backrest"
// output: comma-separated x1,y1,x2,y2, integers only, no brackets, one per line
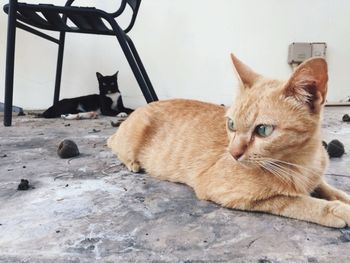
112,0,141,33
4,0,142,34
66,0,141,33
66,0,142,33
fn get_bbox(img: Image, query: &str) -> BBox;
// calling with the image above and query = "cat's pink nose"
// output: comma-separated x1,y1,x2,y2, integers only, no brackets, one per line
229,143,247,161
230,149,245,160
229,135,249,161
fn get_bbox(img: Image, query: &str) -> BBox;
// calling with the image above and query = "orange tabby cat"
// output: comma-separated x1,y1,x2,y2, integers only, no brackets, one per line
108,54,350,228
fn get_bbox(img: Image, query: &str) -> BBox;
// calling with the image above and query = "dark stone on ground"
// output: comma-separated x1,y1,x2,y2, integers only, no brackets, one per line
89,129,100,133
342,114,350,122
327,139,345,158
57,139,80,159
17,179,29,191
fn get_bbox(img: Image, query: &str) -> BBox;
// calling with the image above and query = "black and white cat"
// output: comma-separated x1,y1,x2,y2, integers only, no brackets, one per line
41,71,133,118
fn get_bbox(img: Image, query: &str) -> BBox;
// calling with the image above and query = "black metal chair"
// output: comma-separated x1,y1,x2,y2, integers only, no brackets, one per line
3,0,158,126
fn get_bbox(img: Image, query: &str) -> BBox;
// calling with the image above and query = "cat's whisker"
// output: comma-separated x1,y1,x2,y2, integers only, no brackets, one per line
254,157,322,177
254,160,287,181
247,159,291,184
254,158,308,189
256,161,291,185
244,159,262,169
267,162,302,186
269,158,322,174
247,157,308,188
262,160,310,191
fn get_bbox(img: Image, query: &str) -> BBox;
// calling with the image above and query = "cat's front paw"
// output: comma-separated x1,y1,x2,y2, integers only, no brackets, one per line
330,193,350,205
324,201,350,228
61,114,79,120
117,112,128,118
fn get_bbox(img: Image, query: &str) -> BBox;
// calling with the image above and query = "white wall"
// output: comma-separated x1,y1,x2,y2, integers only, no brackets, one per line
1,0,350,110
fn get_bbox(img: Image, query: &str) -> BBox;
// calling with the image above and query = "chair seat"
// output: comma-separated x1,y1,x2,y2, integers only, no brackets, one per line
4,2,116,35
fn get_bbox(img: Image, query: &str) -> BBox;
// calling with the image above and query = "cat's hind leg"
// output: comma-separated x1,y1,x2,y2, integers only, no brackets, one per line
107,109,151,173
108,131,141,173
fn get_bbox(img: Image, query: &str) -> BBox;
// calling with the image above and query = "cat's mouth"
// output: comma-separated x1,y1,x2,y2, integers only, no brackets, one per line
227,152,253,168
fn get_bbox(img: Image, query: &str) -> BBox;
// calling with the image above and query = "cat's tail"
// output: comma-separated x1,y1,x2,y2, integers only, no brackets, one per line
40,106,59,118
122,107,134,114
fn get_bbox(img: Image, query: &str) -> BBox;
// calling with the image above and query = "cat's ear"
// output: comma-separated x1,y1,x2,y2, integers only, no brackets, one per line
230,53,261,89
284,57,328,112
96,72,103,80
114,71,119,78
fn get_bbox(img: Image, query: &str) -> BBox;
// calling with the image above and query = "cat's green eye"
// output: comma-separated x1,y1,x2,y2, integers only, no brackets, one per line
227,118,235,132
255,124,274,137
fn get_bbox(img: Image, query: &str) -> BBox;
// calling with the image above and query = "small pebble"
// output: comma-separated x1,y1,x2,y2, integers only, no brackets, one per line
342,114,350,122
57,140,80,159
1,154,7,158
327,139,345,158
88,128,101,133
17,179,29,190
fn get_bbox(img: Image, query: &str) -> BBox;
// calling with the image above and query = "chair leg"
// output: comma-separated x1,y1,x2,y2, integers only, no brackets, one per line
121,41,154,103
111,23,157,103
126,36,158,101
4,0,18,127
53,31,66,105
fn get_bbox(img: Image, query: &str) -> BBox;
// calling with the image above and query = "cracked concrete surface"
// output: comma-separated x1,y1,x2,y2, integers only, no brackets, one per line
0,107,350,262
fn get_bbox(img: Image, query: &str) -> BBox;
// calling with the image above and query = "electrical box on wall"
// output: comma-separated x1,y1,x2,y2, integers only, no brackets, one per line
288,42,327,64
288,42,312,64
311,42,327,57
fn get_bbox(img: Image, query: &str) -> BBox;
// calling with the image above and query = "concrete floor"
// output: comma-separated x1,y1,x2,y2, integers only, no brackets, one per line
0,107,349,263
